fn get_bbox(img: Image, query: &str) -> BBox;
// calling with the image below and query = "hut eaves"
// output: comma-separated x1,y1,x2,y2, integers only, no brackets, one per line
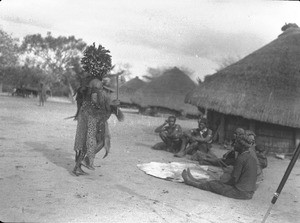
185,27,300,128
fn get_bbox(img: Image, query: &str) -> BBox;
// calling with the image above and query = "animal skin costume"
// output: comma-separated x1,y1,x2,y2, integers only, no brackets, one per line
72,43,124,176
73,78,123,176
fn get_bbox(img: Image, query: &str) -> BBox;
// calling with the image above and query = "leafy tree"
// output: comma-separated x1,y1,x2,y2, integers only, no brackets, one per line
4,65,45,89
19,32,87,98
0,29,19,92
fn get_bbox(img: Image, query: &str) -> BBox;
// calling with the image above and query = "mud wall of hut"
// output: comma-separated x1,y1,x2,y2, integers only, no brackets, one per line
207,110,296,154
255,122,295,154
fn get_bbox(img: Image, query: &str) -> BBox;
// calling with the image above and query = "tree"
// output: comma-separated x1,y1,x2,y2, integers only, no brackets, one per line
19,32,87,99
4,65,45,89
0,29,19,92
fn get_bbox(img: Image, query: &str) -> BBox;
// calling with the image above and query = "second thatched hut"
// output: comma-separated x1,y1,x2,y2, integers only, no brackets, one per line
131,67,199,117
117,76,146,107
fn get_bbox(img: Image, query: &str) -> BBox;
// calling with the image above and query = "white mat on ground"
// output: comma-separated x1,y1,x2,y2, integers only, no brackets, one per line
137,162,223,183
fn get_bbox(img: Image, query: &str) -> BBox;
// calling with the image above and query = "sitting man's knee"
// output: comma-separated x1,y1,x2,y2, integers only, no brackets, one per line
159,132,167,138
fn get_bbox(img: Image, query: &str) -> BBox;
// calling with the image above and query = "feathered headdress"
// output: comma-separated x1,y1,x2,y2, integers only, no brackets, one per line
81,43,112,80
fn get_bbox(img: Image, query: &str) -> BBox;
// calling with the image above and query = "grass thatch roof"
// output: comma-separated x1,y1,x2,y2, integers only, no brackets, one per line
118,77,146,104
185,27,300,128
131,67,199,115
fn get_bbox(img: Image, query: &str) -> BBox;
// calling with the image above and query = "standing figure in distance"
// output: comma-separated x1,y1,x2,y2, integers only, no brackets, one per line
38,82,47,106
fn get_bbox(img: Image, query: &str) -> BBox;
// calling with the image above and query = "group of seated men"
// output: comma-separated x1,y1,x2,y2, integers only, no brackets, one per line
153,116,214,158
153,116,268,200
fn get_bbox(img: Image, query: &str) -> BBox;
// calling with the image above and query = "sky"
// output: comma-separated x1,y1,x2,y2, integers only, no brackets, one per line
1,0,300,81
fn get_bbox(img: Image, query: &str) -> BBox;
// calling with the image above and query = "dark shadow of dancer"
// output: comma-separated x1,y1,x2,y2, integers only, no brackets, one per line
135,142,172,154
24,141,75,176
135,142,153,148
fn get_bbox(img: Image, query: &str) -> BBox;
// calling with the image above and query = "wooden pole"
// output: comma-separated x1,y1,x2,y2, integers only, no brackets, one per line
116,75,119,100
108,71,124,115
261,143,300,223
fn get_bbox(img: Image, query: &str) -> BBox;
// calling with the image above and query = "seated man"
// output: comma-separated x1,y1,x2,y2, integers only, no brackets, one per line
193,128,245,167
174,118,213,158
196,128,265,187
152,116,182,153
181,133,257,200
220,130,265,185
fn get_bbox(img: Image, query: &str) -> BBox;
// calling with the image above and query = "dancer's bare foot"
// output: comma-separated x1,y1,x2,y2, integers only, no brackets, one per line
81,163,95,170
77,166,88,175
88,165,95,170
72,168,87,176
81,158,95,170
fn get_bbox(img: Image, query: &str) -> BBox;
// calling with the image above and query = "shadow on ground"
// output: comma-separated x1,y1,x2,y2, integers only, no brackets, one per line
24,141,75,175
135,142,153,148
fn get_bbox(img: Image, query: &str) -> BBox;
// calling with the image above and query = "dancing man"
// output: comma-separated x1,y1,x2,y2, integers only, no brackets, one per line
72,43,124,176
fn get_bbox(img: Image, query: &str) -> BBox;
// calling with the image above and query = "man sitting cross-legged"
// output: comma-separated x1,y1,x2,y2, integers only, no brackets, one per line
174,118,214,158
192,128,265,187
181,133,257,200
152,116,182,153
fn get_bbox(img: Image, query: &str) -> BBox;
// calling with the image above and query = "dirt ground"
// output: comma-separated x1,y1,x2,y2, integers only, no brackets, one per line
0,95,299,223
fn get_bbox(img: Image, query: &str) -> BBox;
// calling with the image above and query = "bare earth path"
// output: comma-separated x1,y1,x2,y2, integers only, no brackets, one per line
0,95,299,223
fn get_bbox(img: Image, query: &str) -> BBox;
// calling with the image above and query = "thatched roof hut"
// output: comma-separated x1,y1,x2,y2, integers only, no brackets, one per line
131,67,199,116
185,26,300,153
186,27,300,128
118,76,146,105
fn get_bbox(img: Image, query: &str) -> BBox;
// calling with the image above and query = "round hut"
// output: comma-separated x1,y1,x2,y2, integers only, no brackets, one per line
185,25,300,154
131,67,199,117
118,76,146,107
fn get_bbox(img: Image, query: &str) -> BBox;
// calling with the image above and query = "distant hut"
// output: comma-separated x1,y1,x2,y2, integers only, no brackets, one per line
132,67,199,117
118,76,146,107
185,25,300,154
